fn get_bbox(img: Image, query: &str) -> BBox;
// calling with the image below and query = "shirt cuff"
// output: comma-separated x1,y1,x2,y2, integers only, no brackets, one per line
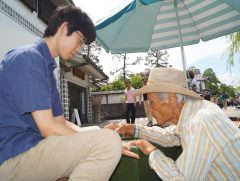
133,124,141,138
149,149,165,169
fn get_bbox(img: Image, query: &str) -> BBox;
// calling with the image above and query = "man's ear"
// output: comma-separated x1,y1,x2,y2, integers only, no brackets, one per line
58,22,68,35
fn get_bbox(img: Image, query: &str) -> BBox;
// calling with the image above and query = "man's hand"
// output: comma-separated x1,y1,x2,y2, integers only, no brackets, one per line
122,142,139,159
128,139,157,156
104,123,134,136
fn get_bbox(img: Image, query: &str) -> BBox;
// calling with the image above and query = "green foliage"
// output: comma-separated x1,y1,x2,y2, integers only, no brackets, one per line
202,68,237,97
99,79,125,91
99,73,145,91
129,74,144,89
100,84,113,91
219,83,236,97
111,79,125,90
236,84,240,93
225,32,240,70
202,68,220,94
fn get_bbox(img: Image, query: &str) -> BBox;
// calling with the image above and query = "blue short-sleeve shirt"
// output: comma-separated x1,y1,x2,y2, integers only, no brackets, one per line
0,39,63,165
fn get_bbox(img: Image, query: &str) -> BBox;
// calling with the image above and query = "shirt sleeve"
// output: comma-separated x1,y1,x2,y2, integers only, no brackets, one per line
134,124,180,147
148,110,219,180
51,76,63,117
149,150,185,181
6,51,52,115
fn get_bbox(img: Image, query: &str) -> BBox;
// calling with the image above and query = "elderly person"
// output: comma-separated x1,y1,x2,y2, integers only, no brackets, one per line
106,67,240,180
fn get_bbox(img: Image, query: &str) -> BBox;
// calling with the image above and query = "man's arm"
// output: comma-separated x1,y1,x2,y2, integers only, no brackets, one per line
32,109,77,137
54,115,83,132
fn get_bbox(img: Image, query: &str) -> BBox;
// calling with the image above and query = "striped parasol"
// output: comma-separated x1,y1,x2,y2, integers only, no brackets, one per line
96,0,240,71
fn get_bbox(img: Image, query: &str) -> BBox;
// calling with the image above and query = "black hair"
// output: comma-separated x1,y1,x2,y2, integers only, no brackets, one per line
186,70,194,79
125,80,131,84
43,5,96,45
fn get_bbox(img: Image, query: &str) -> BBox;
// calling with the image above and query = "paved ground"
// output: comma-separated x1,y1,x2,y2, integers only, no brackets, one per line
83,117,155,128
222,106,240,118
96,117,156,128
87,106,240,128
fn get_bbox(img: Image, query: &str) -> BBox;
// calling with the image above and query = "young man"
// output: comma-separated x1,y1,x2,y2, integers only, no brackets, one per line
124,80,136,124
0,5,122,181
106,68,240,180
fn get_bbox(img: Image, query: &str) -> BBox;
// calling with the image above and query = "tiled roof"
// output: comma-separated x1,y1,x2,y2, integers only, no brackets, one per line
92,90,124,95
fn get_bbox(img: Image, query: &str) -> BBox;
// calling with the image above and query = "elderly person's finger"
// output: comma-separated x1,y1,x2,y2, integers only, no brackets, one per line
116,124,134,135
104,123,120,130
128,139,157,156
122,142,139,159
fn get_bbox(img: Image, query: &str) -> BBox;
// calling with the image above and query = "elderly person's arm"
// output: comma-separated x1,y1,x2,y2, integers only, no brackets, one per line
134,124,180,147
105,123,180,147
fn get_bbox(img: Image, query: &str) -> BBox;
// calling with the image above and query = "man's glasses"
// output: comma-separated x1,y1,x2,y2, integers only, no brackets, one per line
75,31,86,47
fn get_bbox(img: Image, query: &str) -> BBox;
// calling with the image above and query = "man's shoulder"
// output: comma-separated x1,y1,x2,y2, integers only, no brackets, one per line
4,44,45,67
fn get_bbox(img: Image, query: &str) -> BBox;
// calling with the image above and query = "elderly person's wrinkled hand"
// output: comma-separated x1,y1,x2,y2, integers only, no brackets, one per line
128,139,157,156
104,123,121,130
122,142,139,159
104,123,134,137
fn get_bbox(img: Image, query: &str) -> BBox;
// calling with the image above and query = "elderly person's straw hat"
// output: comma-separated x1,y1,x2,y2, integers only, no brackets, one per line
135,67,202,99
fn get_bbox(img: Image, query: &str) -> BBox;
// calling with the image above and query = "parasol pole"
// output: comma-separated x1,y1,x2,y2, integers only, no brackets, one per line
174,0,189,87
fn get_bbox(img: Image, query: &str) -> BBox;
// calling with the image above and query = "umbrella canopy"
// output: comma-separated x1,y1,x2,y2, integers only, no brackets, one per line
96,0,240,55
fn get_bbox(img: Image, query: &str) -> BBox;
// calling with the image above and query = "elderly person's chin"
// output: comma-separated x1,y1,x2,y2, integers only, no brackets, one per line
162,122,175,127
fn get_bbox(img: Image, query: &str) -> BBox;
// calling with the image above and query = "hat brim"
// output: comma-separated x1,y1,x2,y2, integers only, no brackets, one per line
135,83,202,99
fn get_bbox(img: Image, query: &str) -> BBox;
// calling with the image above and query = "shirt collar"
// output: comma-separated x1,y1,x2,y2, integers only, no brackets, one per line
175,98,194,134
34,38,56,70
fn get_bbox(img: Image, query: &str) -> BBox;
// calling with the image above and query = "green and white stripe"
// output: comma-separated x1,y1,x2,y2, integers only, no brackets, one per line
150,0,240,50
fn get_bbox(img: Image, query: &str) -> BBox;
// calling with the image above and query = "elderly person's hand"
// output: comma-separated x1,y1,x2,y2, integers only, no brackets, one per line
104,123,134,137
122,142,139,159
128,139,157,156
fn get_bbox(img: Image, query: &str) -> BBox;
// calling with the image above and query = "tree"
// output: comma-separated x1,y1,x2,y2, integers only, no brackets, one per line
111,79,125,90
202,68,220,94
100,84,113,91
225,32,240,70
219,83,236,98
81,41,103,69
235,84,240,93
99,73,144,91
110,54,141,82
145,49,169,67
129,74,144,89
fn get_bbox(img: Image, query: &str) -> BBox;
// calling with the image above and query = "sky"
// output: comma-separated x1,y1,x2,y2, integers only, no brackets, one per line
73,0,240,86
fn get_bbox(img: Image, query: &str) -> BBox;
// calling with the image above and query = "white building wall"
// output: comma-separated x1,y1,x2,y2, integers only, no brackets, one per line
101,94,124,104
65,72,89,88
0,0,45,59
0,0,61,85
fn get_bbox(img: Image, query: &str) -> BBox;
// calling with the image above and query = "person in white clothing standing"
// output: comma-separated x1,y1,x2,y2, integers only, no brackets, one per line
124,80,136,124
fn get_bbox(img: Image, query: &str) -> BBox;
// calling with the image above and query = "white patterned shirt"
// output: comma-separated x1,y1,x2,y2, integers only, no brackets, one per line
134,98,240,180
